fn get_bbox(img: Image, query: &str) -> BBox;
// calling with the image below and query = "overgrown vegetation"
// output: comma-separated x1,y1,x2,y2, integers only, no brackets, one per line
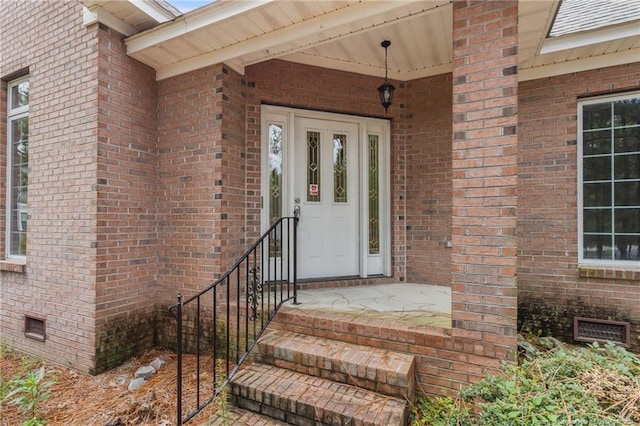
1,347,55,426
412,340,640,426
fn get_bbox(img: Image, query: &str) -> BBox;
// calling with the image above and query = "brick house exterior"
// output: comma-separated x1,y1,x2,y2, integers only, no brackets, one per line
1,0,638,397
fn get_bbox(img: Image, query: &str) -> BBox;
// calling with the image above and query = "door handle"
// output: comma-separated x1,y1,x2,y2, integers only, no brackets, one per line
293,198,301,219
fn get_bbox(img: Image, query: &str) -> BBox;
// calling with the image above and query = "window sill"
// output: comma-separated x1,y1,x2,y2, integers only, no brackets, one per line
578,265,639,281
0,260,26,273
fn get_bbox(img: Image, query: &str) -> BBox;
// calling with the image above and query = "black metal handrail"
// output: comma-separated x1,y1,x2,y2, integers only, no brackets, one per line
170,216,298,425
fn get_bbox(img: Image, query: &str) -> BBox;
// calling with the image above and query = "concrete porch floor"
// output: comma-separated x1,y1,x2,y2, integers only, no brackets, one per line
283,283,452,329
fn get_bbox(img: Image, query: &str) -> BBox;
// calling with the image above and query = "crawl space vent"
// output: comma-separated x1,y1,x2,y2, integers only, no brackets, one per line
573,317,630,347
24,316,46,342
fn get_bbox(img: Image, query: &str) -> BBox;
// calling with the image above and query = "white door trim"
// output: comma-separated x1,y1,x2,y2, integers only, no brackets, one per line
260,105,391,278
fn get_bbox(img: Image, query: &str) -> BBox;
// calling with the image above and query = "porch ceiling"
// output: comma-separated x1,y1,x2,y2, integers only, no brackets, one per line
77,0,640,82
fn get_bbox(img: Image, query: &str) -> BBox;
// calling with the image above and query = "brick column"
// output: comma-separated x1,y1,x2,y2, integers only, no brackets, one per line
451,1,519,350
156,64,246,297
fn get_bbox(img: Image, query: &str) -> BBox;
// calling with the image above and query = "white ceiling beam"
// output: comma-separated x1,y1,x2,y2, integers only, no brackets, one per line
282,52,452,81
540,20,640,54
152,0,419,80
83,5,137,36
282,53,391,79
128,0,177,23
126,0,275,54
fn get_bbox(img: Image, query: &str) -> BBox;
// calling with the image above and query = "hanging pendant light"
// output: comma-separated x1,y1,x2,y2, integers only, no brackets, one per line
377,40,395,113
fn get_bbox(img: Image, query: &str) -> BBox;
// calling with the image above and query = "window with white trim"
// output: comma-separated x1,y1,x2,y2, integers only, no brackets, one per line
6,76,29,258
578,92,640,264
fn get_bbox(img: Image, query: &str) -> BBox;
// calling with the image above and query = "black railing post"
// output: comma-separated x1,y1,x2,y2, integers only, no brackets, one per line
196,297,201,409
293,217,299,305
226,276,230,376
176,293,183,426
245,259,250,352
213,287,217,395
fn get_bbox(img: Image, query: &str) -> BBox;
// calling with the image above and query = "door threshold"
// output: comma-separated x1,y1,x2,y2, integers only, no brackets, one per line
296,275,392,290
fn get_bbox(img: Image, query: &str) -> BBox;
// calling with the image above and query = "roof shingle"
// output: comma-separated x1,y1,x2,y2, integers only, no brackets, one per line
550,0,640,37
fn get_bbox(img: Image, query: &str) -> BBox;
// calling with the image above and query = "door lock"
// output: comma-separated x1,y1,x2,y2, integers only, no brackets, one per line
293,198,301,219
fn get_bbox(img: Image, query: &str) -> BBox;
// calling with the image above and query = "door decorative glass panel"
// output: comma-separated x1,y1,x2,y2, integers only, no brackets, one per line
269,124,283,256
307,131,321,202
333,134,348,203
368,135,380,255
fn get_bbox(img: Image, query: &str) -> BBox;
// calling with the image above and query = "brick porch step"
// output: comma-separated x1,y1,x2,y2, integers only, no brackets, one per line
207,406,291,425
230,363,409,426
258,329,415,400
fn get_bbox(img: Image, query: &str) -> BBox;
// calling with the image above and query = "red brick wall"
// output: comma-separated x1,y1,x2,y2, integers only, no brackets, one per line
518,62,640,351
450,0,519,365
94,25,159,372
1,0,161,373
0,0,100,372
156,65,224,307
405,74,452,285
154,64,249,348
218,67,248,267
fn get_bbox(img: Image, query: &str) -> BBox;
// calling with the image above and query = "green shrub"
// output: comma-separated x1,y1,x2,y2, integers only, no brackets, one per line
412,342,639,426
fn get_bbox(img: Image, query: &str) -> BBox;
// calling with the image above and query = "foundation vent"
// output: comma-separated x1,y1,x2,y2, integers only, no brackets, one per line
24,316,46,342
573,317,630,347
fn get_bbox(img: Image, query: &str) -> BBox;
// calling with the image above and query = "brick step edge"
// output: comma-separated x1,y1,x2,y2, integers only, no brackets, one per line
230,363,408,426
257,329,415,400
207,406,291,426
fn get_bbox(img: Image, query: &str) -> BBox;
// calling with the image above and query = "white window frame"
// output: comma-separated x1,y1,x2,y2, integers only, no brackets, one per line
578,90,640,266
6,75,29,260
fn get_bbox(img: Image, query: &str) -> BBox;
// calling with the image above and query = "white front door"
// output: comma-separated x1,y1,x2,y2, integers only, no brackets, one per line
294,118,359,279
261,106,391,281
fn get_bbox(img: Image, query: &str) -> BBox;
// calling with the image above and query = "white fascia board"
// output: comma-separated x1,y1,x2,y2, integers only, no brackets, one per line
128,0,178,23
126,0,274,54
83,5,137,36
540,20,640,55
519,48,640,82
154,0,417,80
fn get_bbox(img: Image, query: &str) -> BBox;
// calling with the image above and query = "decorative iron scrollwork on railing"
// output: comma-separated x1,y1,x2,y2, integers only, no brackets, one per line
248,266,262,321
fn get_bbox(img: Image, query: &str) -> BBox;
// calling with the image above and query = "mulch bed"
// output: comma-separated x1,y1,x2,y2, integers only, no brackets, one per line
1,349,221,426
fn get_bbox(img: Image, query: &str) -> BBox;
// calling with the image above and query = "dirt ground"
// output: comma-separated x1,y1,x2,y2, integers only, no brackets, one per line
1,348,220,426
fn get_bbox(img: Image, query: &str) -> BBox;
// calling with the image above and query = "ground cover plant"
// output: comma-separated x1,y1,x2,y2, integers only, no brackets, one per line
0,346,222,425
4,365,55,426
412,338,640,426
